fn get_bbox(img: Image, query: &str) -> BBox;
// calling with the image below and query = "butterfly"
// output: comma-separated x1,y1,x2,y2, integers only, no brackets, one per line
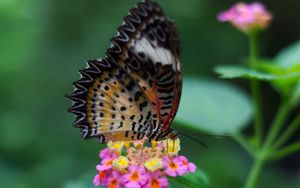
67,0,182,143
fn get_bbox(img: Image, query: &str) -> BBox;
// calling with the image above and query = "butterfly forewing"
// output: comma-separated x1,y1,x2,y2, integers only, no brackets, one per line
68,0,182,143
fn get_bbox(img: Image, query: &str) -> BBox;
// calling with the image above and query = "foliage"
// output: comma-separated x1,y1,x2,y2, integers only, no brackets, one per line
213,3,300,187
175,77,252,134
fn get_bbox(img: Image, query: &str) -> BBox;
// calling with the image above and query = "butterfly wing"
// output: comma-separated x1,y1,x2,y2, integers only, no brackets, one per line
110,0,182,132
68,58,158,142
67,0,181,143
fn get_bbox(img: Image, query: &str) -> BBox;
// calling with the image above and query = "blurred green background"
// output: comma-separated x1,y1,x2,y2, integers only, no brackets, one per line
1,0,300,187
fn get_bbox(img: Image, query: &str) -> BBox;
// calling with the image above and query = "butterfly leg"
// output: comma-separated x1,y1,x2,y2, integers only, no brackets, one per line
138,138,147,165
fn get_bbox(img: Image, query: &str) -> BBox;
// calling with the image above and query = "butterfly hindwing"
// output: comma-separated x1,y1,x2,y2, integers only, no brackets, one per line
68,59,157,142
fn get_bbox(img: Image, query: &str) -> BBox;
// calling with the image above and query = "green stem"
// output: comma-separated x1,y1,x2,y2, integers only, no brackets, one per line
249,32,258,66
249,32,263,146
273,114,300,148
263,99,290,148
250,80,263,146
269,142,300,161
244,154,266,188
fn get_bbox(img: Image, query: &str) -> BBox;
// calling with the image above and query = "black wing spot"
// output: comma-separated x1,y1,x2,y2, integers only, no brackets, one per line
121,115,126,120
134,91,143,101
139,101,148,111
130,115,135,120
120,106,127,111
148,31,156,41
138,52,146,59
129,58,140,70
156,26,166,42
104,85,110,91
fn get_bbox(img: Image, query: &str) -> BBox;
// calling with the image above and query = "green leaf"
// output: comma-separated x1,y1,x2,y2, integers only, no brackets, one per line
175,77,252,134
275,40,300,104
215,63,300,102
253,59,286,74
169,168,209,188
276,40,300,68
214,65,276,80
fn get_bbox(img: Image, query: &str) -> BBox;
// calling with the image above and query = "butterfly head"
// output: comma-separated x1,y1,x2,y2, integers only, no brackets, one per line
168,129,180,140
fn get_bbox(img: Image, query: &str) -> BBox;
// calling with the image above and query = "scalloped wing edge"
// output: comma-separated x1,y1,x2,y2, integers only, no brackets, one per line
66,0,166,138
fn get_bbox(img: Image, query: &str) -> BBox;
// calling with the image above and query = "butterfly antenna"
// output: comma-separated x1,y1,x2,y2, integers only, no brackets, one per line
188,134,233,140
199,134,232,139
179,131,208,148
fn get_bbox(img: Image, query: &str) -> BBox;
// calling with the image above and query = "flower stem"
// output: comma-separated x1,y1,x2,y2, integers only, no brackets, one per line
249,32,258,66
269,142,300,161
241,32,266,188
263,99,290,148
244,154,265,188
248,32,263,146
273,114,300,148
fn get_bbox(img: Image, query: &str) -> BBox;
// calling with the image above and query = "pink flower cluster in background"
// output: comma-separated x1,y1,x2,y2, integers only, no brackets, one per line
217,2,272,32
93,139,196,188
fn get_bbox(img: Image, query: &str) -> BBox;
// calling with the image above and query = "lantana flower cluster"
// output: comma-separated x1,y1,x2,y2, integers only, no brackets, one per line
218,2,272,33
93,138,196,188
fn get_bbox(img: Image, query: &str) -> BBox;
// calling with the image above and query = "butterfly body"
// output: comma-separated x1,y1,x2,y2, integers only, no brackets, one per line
68,0,182,143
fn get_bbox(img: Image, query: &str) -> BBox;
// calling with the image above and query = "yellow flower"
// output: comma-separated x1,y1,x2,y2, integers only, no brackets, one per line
107,141,124,155
144,157,163,172
112,156,129,171
151,140,162,148
123,141,131,149
163,138,180,156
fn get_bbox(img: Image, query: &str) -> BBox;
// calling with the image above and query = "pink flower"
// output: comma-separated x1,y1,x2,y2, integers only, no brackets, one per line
99,148,109,159
93,169,110,186
93,173,101,186
162,156,187,177
217,2,272,32
99,147,118,159
93,139,198,187
145,171,168,188
107,171,123,188
122,165,148,188
97,156,115,171
177,156,196,173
